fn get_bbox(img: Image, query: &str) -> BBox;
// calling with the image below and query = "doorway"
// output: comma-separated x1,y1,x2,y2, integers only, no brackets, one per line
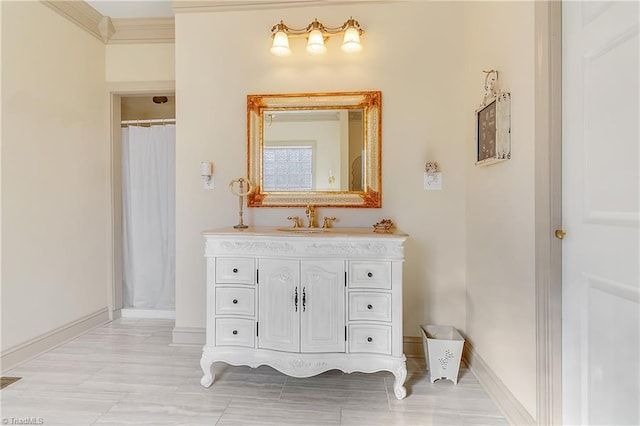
108,85,176,320
121,95,176,319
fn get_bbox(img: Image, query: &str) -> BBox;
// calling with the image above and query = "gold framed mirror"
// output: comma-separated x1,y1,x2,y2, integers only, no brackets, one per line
247,91,381,207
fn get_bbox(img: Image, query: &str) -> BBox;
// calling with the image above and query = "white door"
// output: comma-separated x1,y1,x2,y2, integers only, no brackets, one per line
562,2,639,425
258,259,300,352
300,260,345,353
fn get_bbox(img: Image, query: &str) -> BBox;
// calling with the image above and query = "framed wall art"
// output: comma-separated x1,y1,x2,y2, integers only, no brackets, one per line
475,70,511,166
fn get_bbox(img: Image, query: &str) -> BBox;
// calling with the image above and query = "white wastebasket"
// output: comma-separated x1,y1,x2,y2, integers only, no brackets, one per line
421,325,465,384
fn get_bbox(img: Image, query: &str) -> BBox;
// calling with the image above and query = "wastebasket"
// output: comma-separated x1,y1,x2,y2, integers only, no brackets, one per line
420,325,465,384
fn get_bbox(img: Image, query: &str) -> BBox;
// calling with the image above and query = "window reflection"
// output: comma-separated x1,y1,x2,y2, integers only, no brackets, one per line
263,146,313,191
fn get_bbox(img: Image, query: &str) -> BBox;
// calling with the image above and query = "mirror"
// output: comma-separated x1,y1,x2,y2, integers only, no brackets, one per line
247,91,381,207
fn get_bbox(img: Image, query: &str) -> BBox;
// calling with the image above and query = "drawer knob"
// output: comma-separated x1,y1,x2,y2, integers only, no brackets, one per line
232,330,238,335
367,337,373,342
232,299,238,304
367,272,373,278
367,304,373,310
232,268,238,273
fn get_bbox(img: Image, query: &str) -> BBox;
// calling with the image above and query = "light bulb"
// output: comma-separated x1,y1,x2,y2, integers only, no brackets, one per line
306,28,326,55
270,30,291,56
342,26,362,53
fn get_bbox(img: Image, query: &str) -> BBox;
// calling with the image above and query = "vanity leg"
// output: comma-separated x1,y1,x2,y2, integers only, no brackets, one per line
392,363,408,400
200,354,215,387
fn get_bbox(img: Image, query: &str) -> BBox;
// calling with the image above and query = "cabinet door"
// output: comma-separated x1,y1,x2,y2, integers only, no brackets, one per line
300,260,345,353
258,259,300,352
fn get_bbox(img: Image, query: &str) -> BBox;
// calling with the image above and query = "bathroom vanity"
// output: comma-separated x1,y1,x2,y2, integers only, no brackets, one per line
199,226,409,399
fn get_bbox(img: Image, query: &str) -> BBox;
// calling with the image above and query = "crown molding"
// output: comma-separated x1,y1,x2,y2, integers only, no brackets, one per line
43,0,393,43
108,17,175,44
172,0,395,14
40,1,175,44
41,0,104,41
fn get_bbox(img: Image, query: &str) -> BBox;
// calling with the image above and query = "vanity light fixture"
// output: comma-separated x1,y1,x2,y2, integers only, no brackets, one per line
270,17,364,57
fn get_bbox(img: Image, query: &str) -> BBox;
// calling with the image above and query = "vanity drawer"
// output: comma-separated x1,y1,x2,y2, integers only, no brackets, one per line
348,324,391,355
215,318,255,347
349,261,391,289
215,286,255,316
349,292,391,322
216,258,255,284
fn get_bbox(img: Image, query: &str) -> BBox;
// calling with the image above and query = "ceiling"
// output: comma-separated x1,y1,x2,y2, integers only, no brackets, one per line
86,1,174,18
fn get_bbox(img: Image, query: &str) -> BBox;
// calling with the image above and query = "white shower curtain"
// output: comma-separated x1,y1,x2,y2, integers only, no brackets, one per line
122,124,176,310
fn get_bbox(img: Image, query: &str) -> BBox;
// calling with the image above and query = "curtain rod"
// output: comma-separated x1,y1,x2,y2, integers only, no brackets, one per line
121,118,176,125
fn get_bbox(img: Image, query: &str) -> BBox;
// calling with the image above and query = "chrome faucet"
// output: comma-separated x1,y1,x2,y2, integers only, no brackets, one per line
305,205,317,228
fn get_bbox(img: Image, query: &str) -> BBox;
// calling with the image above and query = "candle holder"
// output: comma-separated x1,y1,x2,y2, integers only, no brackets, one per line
228,177,254,229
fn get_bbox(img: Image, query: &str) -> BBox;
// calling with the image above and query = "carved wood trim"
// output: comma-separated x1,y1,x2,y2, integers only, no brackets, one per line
246,91,382,207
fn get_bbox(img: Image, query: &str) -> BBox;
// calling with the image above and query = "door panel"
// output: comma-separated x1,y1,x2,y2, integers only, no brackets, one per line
563,2,639,424
300,260,345,353
258,259,300,352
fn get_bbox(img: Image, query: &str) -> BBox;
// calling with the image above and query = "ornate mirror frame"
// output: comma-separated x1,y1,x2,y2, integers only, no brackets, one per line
247,91,382,207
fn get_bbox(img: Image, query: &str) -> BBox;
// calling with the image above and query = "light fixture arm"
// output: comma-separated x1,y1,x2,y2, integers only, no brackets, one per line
270,17,364,38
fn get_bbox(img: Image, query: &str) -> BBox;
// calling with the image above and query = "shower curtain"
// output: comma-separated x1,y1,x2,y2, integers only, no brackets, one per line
122,124,176,310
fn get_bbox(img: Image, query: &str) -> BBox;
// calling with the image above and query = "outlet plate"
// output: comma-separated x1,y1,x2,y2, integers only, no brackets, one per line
424,172,442,190
203,176,214,190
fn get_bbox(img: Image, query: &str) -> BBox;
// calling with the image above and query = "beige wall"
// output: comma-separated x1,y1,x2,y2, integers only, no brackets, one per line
174,2,468,340
1,2,108,350
106,44,175,82
463,1,537,418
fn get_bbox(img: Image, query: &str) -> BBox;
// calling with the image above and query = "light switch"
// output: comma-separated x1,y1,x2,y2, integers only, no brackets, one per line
424,172,442,190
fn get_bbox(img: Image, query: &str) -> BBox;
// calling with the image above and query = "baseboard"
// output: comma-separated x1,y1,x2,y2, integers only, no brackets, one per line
171,326,205,346
403,336,424,358
121,308,176,319
463,343,536,425
172,328,427,355
1,307,110,373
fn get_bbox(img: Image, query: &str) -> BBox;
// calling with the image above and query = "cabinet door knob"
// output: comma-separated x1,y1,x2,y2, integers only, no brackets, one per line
232,299,238,304
232,330,238,335
367,272,373,278
367,304,373,310
367,337,373,342
232,268,238,273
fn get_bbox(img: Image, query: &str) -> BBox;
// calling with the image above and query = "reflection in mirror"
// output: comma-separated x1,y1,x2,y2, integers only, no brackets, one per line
262,109,364,192
247,92,381,207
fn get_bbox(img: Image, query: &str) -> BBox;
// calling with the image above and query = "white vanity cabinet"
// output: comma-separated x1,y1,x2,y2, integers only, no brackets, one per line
259,259,345,353
200,227,409,399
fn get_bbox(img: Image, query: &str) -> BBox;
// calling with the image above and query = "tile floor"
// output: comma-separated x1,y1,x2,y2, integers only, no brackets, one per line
1,319,508,425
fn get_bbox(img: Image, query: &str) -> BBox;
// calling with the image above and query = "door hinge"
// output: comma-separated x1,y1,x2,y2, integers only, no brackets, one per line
256,322,259,337
256,269,259,284
344,271,347,287
345,326,347,341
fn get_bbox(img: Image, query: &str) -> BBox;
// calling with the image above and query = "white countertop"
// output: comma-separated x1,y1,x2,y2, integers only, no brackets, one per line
202,226,408,239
